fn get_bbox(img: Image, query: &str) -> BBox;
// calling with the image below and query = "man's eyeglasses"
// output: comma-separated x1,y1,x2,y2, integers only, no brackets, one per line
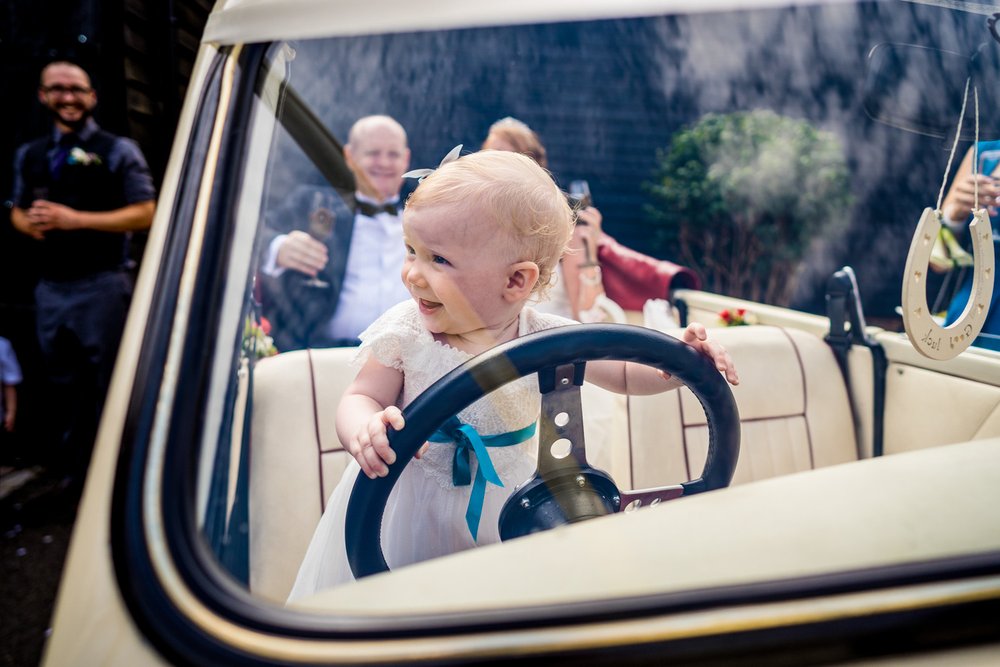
41,85,92,96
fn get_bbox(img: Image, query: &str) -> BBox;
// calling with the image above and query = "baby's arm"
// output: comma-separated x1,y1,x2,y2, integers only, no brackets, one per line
336,356,406,479
585,322,739,394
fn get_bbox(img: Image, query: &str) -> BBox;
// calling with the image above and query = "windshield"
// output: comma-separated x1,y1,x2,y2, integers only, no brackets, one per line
259,3,996,320
193,0,999,613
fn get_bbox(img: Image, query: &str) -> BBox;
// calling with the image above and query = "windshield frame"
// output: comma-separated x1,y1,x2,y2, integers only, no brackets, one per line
104,3,1000,661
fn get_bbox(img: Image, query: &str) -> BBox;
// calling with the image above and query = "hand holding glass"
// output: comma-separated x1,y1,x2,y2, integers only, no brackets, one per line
303,190,336,288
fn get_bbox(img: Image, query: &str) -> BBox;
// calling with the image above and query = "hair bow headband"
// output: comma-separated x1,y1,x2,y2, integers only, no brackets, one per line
403,144,463,182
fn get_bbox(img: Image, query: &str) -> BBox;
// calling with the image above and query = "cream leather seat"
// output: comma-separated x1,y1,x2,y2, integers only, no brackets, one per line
248,347,358,602
628,325,859,489
246,346,631,601
248,325,859,602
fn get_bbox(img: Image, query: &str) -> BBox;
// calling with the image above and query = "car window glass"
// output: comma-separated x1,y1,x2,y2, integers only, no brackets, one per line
197,3,998,612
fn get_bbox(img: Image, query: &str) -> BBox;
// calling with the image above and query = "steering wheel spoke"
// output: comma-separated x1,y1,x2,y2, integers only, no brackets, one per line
536,362,590,476
619,485,686,511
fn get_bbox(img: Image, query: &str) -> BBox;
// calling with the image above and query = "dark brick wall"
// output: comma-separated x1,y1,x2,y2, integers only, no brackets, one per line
0,0,210,464
269,5,996,317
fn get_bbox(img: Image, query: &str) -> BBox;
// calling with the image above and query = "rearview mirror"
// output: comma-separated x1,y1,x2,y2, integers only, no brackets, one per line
863,42,999,139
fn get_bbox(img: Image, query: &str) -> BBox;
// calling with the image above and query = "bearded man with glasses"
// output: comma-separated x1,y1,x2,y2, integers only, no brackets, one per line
9,60,156,493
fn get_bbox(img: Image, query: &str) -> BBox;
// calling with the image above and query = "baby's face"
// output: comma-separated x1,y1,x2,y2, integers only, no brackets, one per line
401,203,522,344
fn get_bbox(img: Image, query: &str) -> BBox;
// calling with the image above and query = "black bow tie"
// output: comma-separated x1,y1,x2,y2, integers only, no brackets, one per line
356,200,400,217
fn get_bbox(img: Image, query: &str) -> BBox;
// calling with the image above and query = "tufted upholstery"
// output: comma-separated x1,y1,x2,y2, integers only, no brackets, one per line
248,325,859,602
248,347,358,602
246,346,631,601
627,326,859,489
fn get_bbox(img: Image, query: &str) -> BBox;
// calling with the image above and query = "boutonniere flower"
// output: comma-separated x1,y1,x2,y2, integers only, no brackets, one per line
719,308,756,327
243,316,278,358
67,147,103,166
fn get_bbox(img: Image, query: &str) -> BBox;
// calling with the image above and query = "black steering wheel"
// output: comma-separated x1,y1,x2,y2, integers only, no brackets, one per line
345,324,740,578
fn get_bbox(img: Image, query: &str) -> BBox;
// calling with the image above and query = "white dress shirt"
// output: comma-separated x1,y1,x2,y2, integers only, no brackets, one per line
326,195,410,340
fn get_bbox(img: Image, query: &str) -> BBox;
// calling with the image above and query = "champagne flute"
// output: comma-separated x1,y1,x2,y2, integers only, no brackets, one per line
303,190,336,288
29,187,51,237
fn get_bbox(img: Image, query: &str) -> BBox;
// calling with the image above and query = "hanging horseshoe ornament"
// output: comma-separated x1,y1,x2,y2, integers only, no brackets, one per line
902,80,995,360
901,207,994,359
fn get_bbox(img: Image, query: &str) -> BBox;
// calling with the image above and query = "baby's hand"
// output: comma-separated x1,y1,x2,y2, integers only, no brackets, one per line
682,322,739,386
350,406,405,479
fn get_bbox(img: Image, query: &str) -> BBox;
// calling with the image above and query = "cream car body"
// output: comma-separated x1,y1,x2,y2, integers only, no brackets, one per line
43,0,1000,664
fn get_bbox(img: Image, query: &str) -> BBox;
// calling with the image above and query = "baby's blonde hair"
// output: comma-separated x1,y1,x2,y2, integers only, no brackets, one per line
406,150,572,296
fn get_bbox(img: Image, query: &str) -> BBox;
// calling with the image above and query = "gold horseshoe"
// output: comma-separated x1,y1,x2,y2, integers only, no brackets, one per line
901,207,995,360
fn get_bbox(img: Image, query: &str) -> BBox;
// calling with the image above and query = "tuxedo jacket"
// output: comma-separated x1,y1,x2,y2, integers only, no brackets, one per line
259,184,357,351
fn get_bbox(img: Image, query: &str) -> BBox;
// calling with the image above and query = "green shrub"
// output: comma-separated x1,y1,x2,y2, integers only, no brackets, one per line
645,110,851,305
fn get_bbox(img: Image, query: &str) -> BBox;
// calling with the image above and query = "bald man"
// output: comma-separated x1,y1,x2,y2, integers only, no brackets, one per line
10,60,155,485
260,115,413,350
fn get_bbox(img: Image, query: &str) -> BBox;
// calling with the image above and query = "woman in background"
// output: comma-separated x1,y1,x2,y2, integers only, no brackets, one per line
481,117,611,322
481,118,624,475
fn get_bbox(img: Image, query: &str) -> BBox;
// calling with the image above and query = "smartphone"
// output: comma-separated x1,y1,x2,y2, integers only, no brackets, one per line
978,149,1000,178
980,149,1000,228
567,180,592,225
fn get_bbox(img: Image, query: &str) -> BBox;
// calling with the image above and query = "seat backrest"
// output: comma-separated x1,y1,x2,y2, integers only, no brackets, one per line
246,345,635,601
248,347,358,602
875,331,1000,455
248,326,860,601
627,325,859,488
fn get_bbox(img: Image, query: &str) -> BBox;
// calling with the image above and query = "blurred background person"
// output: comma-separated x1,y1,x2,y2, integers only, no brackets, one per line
481,117,624,475
9,60,155,490
0,336,22,436
481,117,611,323
259,114,412,350
940,139,1000,350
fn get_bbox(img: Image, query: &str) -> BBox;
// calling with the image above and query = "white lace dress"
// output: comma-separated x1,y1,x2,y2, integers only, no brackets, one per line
287,301,574,602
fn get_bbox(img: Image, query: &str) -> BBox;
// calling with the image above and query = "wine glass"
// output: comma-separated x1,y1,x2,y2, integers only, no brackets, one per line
303,190,336,288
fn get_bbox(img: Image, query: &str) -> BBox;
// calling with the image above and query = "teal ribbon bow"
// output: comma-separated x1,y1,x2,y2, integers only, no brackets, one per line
428,416,537,541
